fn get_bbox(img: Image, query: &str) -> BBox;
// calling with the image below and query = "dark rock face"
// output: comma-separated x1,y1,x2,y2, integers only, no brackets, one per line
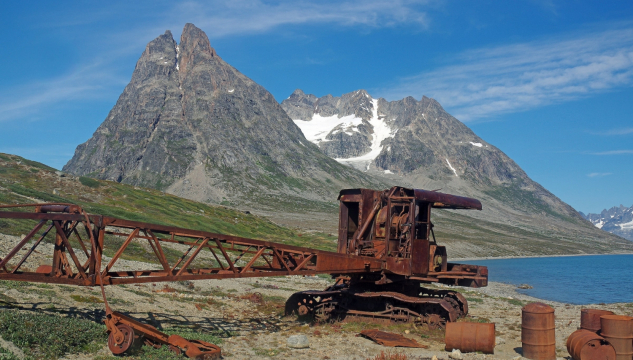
64,24,377,204
582,205,633,240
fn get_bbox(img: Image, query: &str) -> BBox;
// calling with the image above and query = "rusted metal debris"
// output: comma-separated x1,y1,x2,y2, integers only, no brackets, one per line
445,322,495,354
567,329,616,360
599,315,633,360
581,309,615,334
240,292,264,304
106,311,221,359
360,329,428,348
522,302,556,360
0,186,489,356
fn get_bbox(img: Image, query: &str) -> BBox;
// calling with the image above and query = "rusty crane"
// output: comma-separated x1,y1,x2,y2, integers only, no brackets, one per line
0,186,487,358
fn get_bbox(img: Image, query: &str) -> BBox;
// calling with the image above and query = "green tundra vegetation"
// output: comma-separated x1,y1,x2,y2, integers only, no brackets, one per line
0,153,338,252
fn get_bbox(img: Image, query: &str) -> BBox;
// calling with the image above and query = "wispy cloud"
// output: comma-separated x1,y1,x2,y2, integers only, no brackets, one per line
0,62,127,123
591,150,633,155
587,172,612,177
591,127,633,135
169,0,431,38
379,25,633,121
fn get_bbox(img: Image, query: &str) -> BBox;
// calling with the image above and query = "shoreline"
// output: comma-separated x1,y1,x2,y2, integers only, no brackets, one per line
453,251,633,261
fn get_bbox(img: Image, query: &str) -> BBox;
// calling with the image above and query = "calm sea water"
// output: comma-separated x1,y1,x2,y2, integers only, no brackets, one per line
461,254,633,305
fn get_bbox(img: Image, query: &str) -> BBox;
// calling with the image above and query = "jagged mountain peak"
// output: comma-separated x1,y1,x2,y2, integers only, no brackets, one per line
583,204,633,240
64,24,380,207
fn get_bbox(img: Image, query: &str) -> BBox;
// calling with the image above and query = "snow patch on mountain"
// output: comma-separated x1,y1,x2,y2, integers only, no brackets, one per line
294,113,363,143
446,159,458,177
335,99,396,164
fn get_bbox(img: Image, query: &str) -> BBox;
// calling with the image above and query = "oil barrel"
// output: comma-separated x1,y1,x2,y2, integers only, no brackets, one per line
522,302,556,360
445,322,495,354
567,329,616,360
600,315,633,360
582,309,615,333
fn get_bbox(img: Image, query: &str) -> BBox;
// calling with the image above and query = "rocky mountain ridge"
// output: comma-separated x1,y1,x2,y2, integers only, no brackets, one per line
282,89,580,218
63,24,382,210
581,205,633,240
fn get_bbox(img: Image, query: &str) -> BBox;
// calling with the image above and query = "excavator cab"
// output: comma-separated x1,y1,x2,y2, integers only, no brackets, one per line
337,186,483,280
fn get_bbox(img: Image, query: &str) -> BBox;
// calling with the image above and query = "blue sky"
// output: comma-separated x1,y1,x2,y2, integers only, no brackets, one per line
0,1,631,214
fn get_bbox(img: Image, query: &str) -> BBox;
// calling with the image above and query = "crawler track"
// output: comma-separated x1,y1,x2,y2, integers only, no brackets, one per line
285,284,468,329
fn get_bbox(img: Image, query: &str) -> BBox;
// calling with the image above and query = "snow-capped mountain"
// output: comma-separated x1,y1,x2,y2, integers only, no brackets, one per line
582,205,633,240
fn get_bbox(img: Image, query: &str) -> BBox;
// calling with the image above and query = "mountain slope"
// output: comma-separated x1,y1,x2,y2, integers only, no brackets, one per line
282,89,633,257
582,205,633,240
1,153,336,250
63,24,382,211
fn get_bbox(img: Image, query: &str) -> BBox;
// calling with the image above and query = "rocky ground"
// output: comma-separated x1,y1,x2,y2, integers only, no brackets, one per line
0,233,632,360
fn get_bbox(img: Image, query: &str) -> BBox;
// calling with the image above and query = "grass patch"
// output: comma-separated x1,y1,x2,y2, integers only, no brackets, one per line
0,309,105,359
79,176,101,188
0,347,20,360
505,298,528,307
253,347,286,357
71,294,104,303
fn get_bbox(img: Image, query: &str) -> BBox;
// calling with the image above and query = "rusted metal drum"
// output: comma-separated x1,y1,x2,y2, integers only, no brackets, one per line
582,309,615,333
567,329,617,360
600,315,633,360
522,302,556,360
445,322,495,354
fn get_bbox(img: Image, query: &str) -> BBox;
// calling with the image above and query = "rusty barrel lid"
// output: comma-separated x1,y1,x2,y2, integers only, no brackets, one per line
581,309,615,333
523,302,555,314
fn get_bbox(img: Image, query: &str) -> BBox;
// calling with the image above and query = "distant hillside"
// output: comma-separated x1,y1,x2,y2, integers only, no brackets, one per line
0,153,336,251
582,205,633,241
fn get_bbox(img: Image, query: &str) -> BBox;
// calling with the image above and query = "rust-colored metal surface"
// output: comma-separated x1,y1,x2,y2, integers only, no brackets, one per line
445,322,495,354
522,302,556,360
360,329,428,348
582,309,615,333
0,186,489,356
567,329,617,360
105,311,221,359
600,315,633,360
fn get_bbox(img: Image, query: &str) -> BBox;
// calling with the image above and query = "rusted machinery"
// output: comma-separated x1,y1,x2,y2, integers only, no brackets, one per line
0,186,488,356
285,187,487,328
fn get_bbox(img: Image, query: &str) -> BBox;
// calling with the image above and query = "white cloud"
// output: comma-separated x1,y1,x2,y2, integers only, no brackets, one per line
587,172,612,177
592,150,633,155
593,127,633,135
0,62,127,123
379,25,633,121
169,0,431,38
